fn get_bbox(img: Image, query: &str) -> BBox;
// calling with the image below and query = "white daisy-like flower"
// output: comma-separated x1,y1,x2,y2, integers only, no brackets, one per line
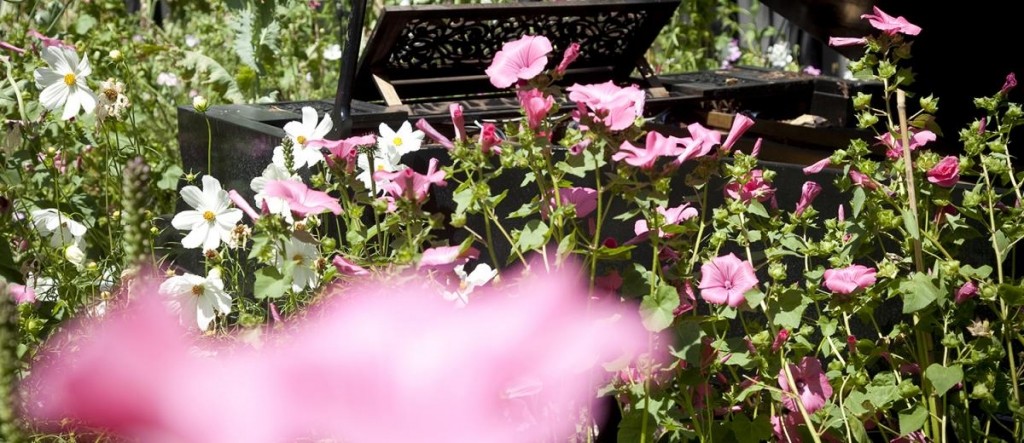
251,163,300,223
355,149,404,193
766,41,794,69
280,236,320,291
272,106,333,170
171,175,243,251
323,43,342,61
96,78,130,122
159,268,232,331
443,263,497,307
378,121,424,158
34,46,98,120
31,208,87,248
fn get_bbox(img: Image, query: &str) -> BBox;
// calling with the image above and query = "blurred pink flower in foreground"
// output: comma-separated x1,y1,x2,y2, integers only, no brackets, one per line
23,263,652,443
486,35,552,89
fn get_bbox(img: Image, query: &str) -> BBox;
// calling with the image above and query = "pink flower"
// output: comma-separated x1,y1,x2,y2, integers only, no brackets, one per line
795,181,822,216
751,137,763,157
418,245,479,270
829,36,867,47
375,158,447,203
8,283,36,304
633,204,698,239
450,104,467,142
612,131,683,169
849,170,878,190
554,42,580,76
802,66,821,76
546,187,598,219
927,156,960,187
673,281,696,316
771,413,802,443
1001,72,1017,96
721,113,754,152
861,6,921,36
771,329,790,353
724,170,775,203
485,35,552,89
823,264,877,294
310,135,376,170
955,281,978,304
228,190,260,221
878,129,936,159
518,88,554,131
263,180,342,217
778,357,833,413
803,157,831,175
675,122,720,165
0,41,26,55
595,269,623,292
698,253,758,308
567,81,645,131
415,119,453,149
480,123,502,154
568,138,590,155
332,255,369,277
28,29,75,49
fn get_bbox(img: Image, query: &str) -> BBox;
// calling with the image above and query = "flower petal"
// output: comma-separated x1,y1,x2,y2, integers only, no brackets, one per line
180,221,210,249
38,82,69,111
61,88,81,120
179,185,205,211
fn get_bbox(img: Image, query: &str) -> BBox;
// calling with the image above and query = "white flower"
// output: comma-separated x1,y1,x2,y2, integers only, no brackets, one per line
378,121,424,158
31,208,87,248
280,236,320,291
171,175,243,251
185,34,200,48
26,273,58,302
64,244,86,267
766,42,793,69
251,163,300,223
159,268,232,331
34,46,97,120
272,106,333,170
355,149,404,193
96,78,129,122
443,263,497,307
323,44,342,61
156,72,180,87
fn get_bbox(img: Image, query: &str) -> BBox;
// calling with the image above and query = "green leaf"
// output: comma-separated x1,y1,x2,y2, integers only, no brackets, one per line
0,239,22,284
672,317,705,365
900,272,940,313
728,414,772,443
452,185,474,215
848,416,870,443
75,15,97,34
640,284,679,332
158,165,184,191
254,261,295,299
556,233,575,257
770,289,809,329
617,401,659,443
232,8,258,71
901,209,920,240
258,20,281,53
851,187,866,217
180,51,246,103
960,264,992,280
747,200,769,218
898,404,929,435
924,364,963,396
999,283,1024,306
779,235,804,253
865,384,900,409
844,390,870,415
248,232,272,260
515,220,548,251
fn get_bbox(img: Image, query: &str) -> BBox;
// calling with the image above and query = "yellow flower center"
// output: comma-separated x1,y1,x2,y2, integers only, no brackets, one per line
293,254,304,263
203,210,216,221
191,285,204,296
393,137,403,147
63,73,76,86
296,135,307,145
104,88,118,101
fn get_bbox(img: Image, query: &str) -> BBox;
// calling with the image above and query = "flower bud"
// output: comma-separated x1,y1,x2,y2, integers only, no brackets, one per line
108,49,123,61
192,95,209,113
919,94,938,114
853,92,872,111
64,244,86,267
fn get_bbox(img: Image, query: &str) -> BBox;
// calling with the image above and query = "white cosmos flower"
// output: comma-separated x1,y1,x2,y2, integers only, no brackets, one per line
34,46,98,120
272,106,333,170
251,163,300,223
159,268,232,331
443,263,497,307
378,121,424,158
355,150,404,194
323,44,342,61
280,236,320,291
31,208,87,248
171,175,243,251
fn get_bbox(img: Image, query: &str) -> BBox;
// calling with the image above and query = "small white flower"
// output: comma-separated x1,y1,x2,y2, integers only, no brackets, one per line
64,244,86,267
159,268,232,331
31,208,87,248
378,121,424,158
355,149,404,193
34,46,98,120
96,78,130,122
171,175,243,251
185,34,200,48
766,42,793,69
323,44,342,61
272,106,333,170
280,236,320,291
443,263,497,307
156,72,180,87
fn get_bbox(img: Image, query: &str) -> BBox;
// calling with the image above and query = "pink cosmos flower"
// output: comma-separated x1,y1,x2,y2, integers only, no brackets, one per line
721,113,755,153
829,36,867,47
849,170,878,190
545,187,598,219
310,135,376,170
878,129,936,159
955,281,978,304
518,88,554,131
485,35,553,89
480,123,502,154
927,156,960,187
415,119,453,149
8,283,36,304
795,181,822,216
612,131,683,169
823,264,877,294
861,7,922,36
375,157,447,203
1001,72,1017,96
263,180,342,217
566,81,645,131
675,122,720,165
778,356,833,413
554,42,580,76
803,157,831,175
450,103,467,142
724,170,775,203
332,255,369,276
228,190,260,221
633,204,698,239
698,253,758,308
